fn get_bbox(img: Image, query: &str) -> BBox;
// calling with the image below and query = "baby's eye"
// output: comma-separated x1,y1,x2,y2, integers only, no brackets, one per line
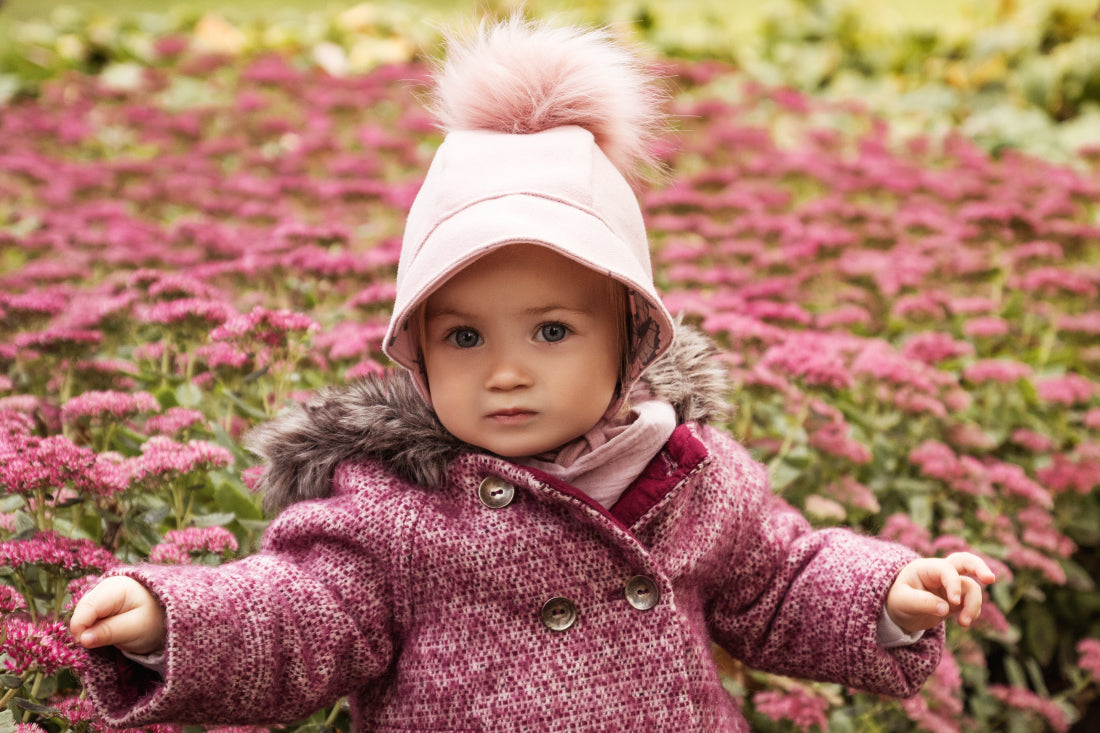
446,328,482,348
536,323,569,343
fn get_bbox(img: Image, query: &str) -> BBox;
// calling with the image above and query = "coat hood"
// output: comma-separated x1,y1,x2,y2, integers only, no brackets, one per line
246,322,731,514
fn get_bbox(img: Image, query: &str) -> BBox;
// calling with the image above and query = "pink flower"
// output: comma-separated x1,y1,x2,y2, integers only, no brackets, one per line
347,282,397,309
753,686,829,731
346,359,387,381
1077,638,1100,679
1057,311,1100,335
963,316,1009,338
988,685,1069,732
1037,447,1100,495
0,583,26,612
144,407,207,436
815,304,872,330
194,341,254,371
809,421,871,464
1036,373,1096,406
0,433,129,497
171,526,238,555
948,296,997,315
0,532,117,575
823,476,880,513
1006,546,1066,585
127,436,233,487
962,359,1033,384
210,305,319,349
148,542,192,564
1086,408,1100,430
61,390,160,425
760,334,854,390
851,341,936,392
14,327,102,356
901,332,973,365
0,409,34,437
141,298,233,330
1011,429,1055,453
986,461,1052,508
880,513,933,555
1,616,86,676
65,574,100,611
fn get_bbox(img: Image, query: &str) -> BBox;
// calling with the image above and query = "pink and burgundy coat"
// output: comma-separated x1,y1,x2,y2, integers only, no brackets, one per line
80,325,943,731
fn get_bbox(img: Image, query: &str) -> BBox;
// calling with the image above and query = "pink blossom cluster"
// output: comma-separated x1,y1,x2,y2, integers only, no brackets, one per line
139,298,233,329
0,432,129,496
900,651,963,732
127,436,233,486
0,583,26,612
144,406,207,436
0,531,118,574
210,305,320,348
1035,372,1097,406
61,389,160,424
149,525,239,564
988,685,1069,732
1078,638,1100,679
1,616,87,676
752,686,830,730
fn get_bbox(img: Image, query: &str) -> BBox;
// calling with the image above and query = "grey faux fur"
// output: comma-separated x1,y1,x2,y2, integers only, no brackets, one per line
246,322,731,514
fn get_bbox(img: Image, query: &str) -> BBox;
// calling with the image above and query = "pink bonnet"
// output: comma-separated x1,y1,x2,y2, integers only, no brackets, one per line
382,17,675,401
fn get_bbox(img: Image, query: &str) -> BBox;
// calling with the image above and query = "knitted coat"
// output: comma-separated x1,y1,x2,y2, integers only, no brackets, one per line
81,325,943,731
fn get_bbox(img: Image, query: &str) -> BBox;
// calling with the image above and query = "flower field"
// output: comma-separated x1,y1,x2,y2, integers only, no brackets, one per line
1,1,1098,731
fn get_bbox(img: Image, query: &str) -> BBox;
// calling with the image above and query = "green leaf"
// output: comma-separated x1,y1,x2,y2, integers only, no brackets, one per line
0,709,14,733
191,512,236,527
767,457,803,492
154,386,180,409
10,697,58,715
214,480,263,522
0,674,22,689
1023,602,1058,666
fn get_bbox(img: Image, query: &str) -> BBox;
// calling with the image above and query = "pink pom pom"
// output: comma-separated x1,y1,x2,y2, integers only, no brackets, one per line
428,15,667,184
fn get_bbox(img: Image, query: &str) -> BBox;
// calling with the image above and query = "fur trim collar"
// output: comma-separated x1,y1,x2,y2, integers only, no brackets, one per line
246,322,731,514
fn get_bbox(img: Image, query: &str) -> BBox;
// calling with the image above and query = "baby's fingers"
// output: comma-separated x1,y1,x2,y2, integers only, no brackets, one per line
956,576,984,627
891,582,950,620
946,552,997,585
78,609,155,652
69,578,128,639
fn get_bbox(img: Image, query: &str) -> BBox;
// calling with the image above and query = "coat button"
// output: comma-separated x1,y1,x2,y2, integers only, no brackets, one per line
625,575,659,610
540,596,577,631
477,476,515,508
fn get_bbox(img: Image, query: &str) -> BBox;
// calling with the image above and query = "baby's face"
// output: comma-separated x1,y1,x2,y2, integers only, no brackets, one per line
422,244,621,457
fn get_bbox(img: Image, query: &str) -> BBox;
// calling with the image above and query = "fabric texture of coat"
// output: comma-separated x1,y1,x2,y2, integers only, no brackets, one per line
80,325,944,731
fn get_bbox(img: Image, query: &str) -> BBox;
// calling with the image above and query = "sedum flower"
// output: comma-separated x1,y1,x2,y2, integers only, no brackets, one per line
0,532,117,575
127,436,232,488
752,686,829,731
144,407,207,436
61,389,160,425
1,616,87,676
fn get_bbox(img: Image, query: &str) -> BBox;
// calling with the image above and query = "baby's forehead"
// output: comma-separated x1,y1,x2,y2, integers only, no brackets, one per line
423,245,617,314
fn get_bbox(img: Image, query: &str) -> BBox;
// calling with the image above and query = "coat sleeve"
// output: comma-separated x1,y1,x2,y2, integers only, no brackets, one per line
80,464,414,726
703,430,943,698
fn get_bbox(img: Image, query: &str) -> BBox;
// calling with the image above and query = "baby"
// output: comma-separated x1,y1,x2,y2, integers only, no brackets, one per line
71,17,994,731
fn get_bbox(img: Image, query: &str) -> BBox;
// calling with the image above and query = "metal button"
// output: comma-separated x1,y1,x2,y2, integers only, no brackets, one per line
477,476,514,509
625,575,660,610
540,596,577,631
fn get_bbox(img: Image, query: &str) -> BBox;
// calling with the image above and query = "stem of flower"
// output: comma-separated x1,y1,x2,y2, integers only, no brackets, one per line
0,683,21,708
29,671,43,701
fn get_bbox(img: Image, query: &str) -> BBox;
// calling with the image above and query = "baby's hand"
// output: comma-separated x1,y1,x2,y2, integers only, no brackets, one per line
886,552,996,634
70,576,166,655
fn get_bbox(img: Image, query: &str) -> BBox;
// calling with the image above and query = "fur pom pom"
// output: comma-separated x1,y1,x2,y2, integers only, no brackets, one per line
428,15,667,183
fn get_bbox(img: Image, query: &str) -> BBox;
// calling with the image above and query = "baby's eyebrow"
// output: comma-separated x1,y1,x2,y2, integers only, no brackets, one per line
424,307,468,321
522,304,590,317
